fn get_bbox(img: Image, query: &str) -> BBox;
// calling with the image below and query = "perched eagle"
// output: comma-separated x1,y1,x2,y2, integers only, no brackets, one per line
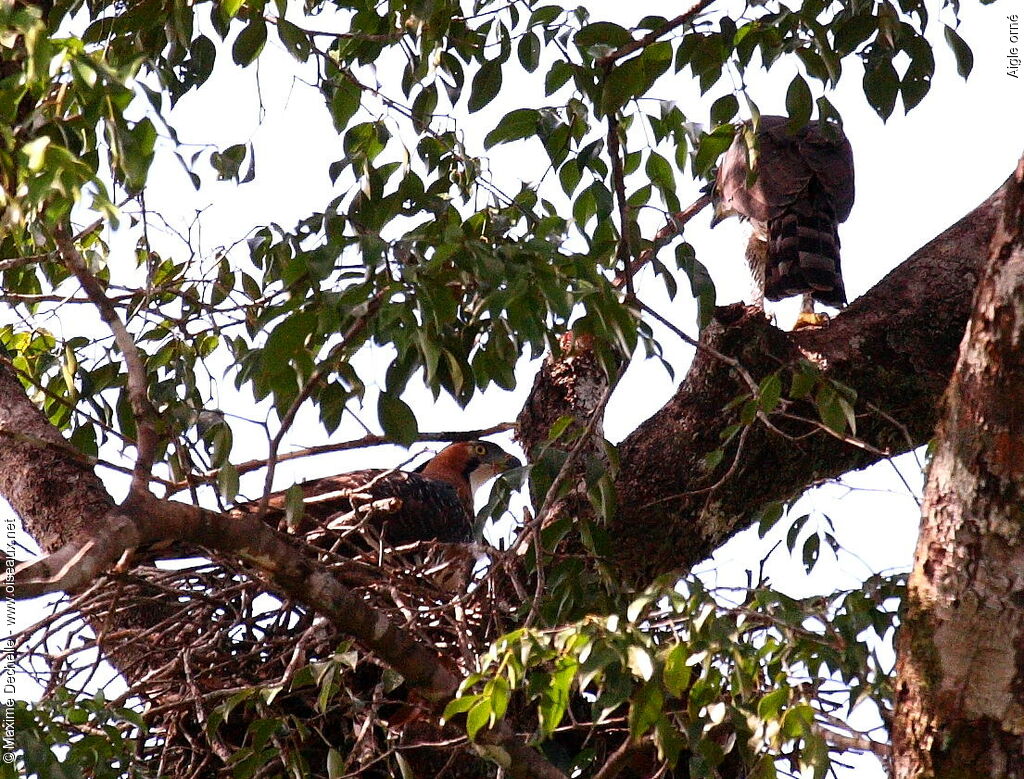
710,115,855,315
240,440,521,545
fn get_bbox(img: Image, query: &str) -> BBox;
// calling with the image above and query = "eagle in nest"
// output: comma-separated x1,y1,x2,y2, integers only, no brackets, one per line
239,440,521,546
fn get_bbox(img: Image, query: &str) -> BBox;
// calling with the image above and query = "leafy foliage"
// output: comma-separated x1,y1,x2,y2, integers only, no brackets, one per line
446,574,902,777
2,0,973,773
4,690,146,779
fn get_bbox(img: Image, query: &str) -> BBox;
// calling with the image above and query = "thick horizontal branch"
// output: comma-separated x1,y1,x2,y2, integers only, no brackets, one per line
606,173,1010,582
13,500,457,693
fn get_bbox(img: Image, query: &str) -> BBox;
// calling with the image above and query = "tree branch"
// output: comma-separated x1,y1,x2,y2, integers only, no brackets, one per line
167,422,515,494
56,225,159,495
596,0,716,68
608,174,1008,582
613,193,712,289
519,170,1010,584
607,112,636,298
12,493,566,778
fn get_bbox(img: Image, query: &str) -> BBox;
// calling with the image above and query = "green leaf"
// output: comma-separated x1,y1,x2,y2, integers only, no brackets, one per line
645,152,674,195
781,702,814,739
703,448,724,471
943,24,974,79
538,658,577,736
602,57,644,115
218,462,239,501
574,22,633,49
545,60,574,95
601,42,672,115
283,484,306,532
786,513,810,552
466,698,492,741
758,373,781,412
232,18,267,66
546,414,576,442
277,19,311,62
330,79,362,133
790,365,817,399
558,159,582,195
710,94,738,125
378,393,418,446
119,118,157,192
484,108,539,148
901,36,934,111
785,74,812,127
800,732,830,779
756,501,784,537
863,55,899,120
627,594,654,622
629,682,664,740
211,143,247,180
816,384,849,435
411,83,438,130
803,533,821,571
442,693,480,722
795,47,830,84
757,687,787,720
627,646,654,681
517,31,541,72
487,677,510,720
468,60,502,113
676,243,717,329
327,748,346,778
833,14,876,56
590,180,613,218
220,0,244,19
663,644,691,697
693,123,735,178
654,716,685,767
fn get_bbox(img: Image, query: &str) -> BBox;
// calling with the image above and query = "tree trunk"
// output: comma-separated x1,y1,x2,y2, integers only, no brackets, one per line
892,157,1024,777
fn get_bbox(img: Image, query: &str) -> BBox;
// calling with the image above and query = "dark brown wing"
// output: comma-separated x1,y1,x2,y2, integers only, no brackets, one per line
714,116,854,306
715,116,854,224
241,469,473,545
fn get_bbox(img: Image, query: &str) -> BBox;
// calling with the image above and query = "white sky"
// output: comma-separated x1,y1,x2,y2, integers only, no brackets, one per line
5,0,1024,775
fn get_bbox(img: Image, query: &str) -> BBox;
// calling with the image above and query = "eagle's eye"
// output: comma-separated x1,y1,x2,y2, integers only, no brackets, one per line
475,444,487,456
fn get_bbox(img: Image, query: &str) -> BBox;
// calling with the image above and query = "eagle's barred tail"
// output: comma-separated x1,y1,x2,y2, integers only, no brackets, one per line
765,202,847,308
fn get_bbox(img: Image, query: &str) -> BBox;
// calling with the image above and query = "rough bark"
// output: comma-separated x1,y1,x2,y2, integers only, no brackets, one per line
516,331,611,550
0,362,188,682
891,159,1024,777
516,331,609,457
0,365,113,549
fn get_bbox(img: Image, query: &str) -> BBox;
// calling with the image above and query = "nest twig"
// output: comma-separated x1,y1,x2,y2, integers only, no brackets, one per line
12,506,527,777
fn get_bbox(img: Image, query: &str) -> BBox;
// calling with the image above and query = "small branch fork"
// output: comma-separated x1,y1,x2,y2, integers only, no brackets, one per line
55,225,158,496
613,193,712,289
595,0,717,69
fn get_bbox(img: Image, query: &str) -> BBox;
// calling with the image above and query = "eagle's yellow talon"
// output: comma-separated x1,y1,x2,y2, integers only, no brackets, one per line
793,311,831,330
